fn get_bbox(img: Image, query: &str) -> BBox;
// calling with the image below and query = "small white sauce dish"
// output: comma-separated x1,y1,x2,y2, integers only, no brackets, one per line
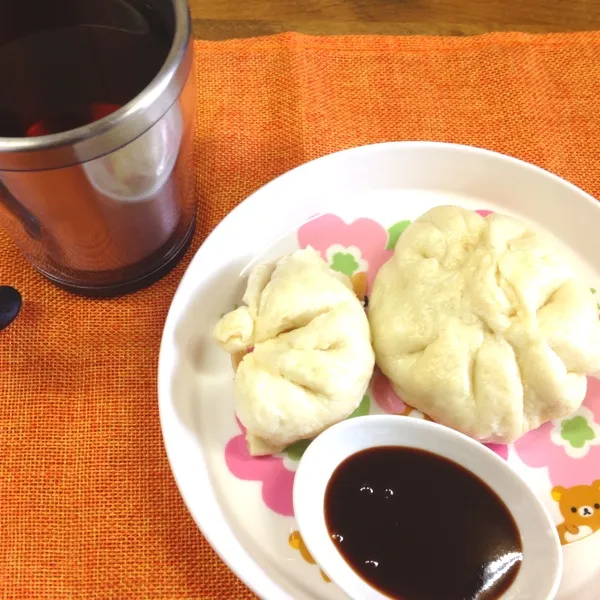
293,415,563,600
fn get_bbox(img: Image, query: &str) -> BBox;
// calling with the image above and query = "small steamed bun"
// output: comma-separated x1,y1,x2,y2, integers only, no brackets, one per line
369,205,600,444
214,247,375,455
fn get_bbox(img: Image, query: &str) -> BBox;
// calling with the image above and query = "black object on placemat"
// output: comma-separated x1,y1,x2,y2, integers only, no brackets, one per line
0,285,21,330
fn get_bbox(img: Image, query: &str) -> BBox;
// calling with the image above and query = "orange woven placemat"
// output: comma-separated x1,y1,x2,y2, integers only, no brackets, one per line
1,31,600,599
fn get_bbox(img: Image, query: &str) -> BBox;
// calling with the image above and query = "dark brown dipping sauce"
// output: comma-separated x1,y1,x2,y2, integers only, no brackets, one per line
324,447,523,600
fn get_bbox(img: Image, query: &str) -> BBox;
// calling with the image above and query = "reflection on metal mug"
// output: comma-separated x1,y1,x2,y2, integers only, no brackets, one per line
0,0,197,296
83,104,185,266
84,105,183,203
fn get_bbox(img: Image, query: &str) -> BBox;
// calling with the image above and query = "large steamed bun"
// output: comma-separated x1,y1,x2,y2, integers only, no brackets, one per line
214,247,375,455
369,205,600,444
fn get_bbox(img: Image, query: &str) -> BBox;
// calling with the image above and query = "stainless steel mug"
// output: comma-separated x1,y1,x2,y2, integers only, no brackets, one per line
0,0,197,296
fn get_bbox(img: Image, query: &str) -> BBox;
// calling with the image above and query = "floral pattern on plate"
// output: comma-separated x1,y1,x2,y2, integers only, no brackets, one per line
297,214,397,293
222,210,600,555
224,418,295,517
513,377,600,489
224,397,371,516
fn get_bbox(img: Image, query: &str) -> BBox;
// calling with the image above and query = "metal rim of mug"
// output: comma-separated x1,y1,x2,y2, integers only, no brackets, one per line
0,0,192,172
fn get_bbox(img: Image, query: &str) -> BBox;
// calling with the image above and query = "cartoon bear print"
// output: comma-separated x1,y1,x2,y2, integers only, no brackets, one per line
288,530,330,582
551,481,600,545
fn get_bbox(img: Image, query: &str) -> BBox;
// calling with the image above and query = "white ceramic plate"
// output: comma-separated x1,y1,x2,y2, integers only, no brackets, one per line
158,142,600,600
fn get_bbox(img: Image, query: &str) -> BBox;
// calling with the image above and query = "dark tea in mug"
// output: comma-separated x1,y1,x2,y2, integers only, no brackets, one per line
0,0,197,296
0,0,171,137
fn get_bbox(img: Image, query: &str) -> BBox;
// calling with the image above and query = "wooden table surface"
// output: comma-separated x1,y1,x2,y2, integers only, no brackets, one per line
189,0,600,40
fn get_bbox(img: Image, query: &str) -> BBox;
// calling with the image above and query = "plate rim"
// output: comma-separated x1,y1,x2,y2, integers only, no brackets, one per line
158,140,600,600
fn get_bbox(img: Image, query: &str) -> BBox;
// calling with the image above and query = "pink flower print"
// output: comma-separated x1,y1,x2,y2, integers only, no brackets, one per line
485,443,509,461
476,209,494,217
372,369,410,415
224,419,295,517
371,369,509,460
371,369,434,422
297,214,392,293
513,377,600,488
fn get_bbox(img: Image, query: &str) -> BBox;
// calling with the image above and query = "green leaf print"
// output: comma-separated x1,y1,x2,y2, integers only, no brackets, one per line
285,439,312,462
285,396,371,461
330,252,359,277
386,220,411,250
561,416,596,449
348,394,371,418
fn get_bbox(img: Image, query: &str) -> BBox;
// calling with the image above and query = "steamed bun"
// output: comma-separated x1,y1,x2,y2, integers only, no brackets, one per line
369,205,600,444
214,248,375,455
